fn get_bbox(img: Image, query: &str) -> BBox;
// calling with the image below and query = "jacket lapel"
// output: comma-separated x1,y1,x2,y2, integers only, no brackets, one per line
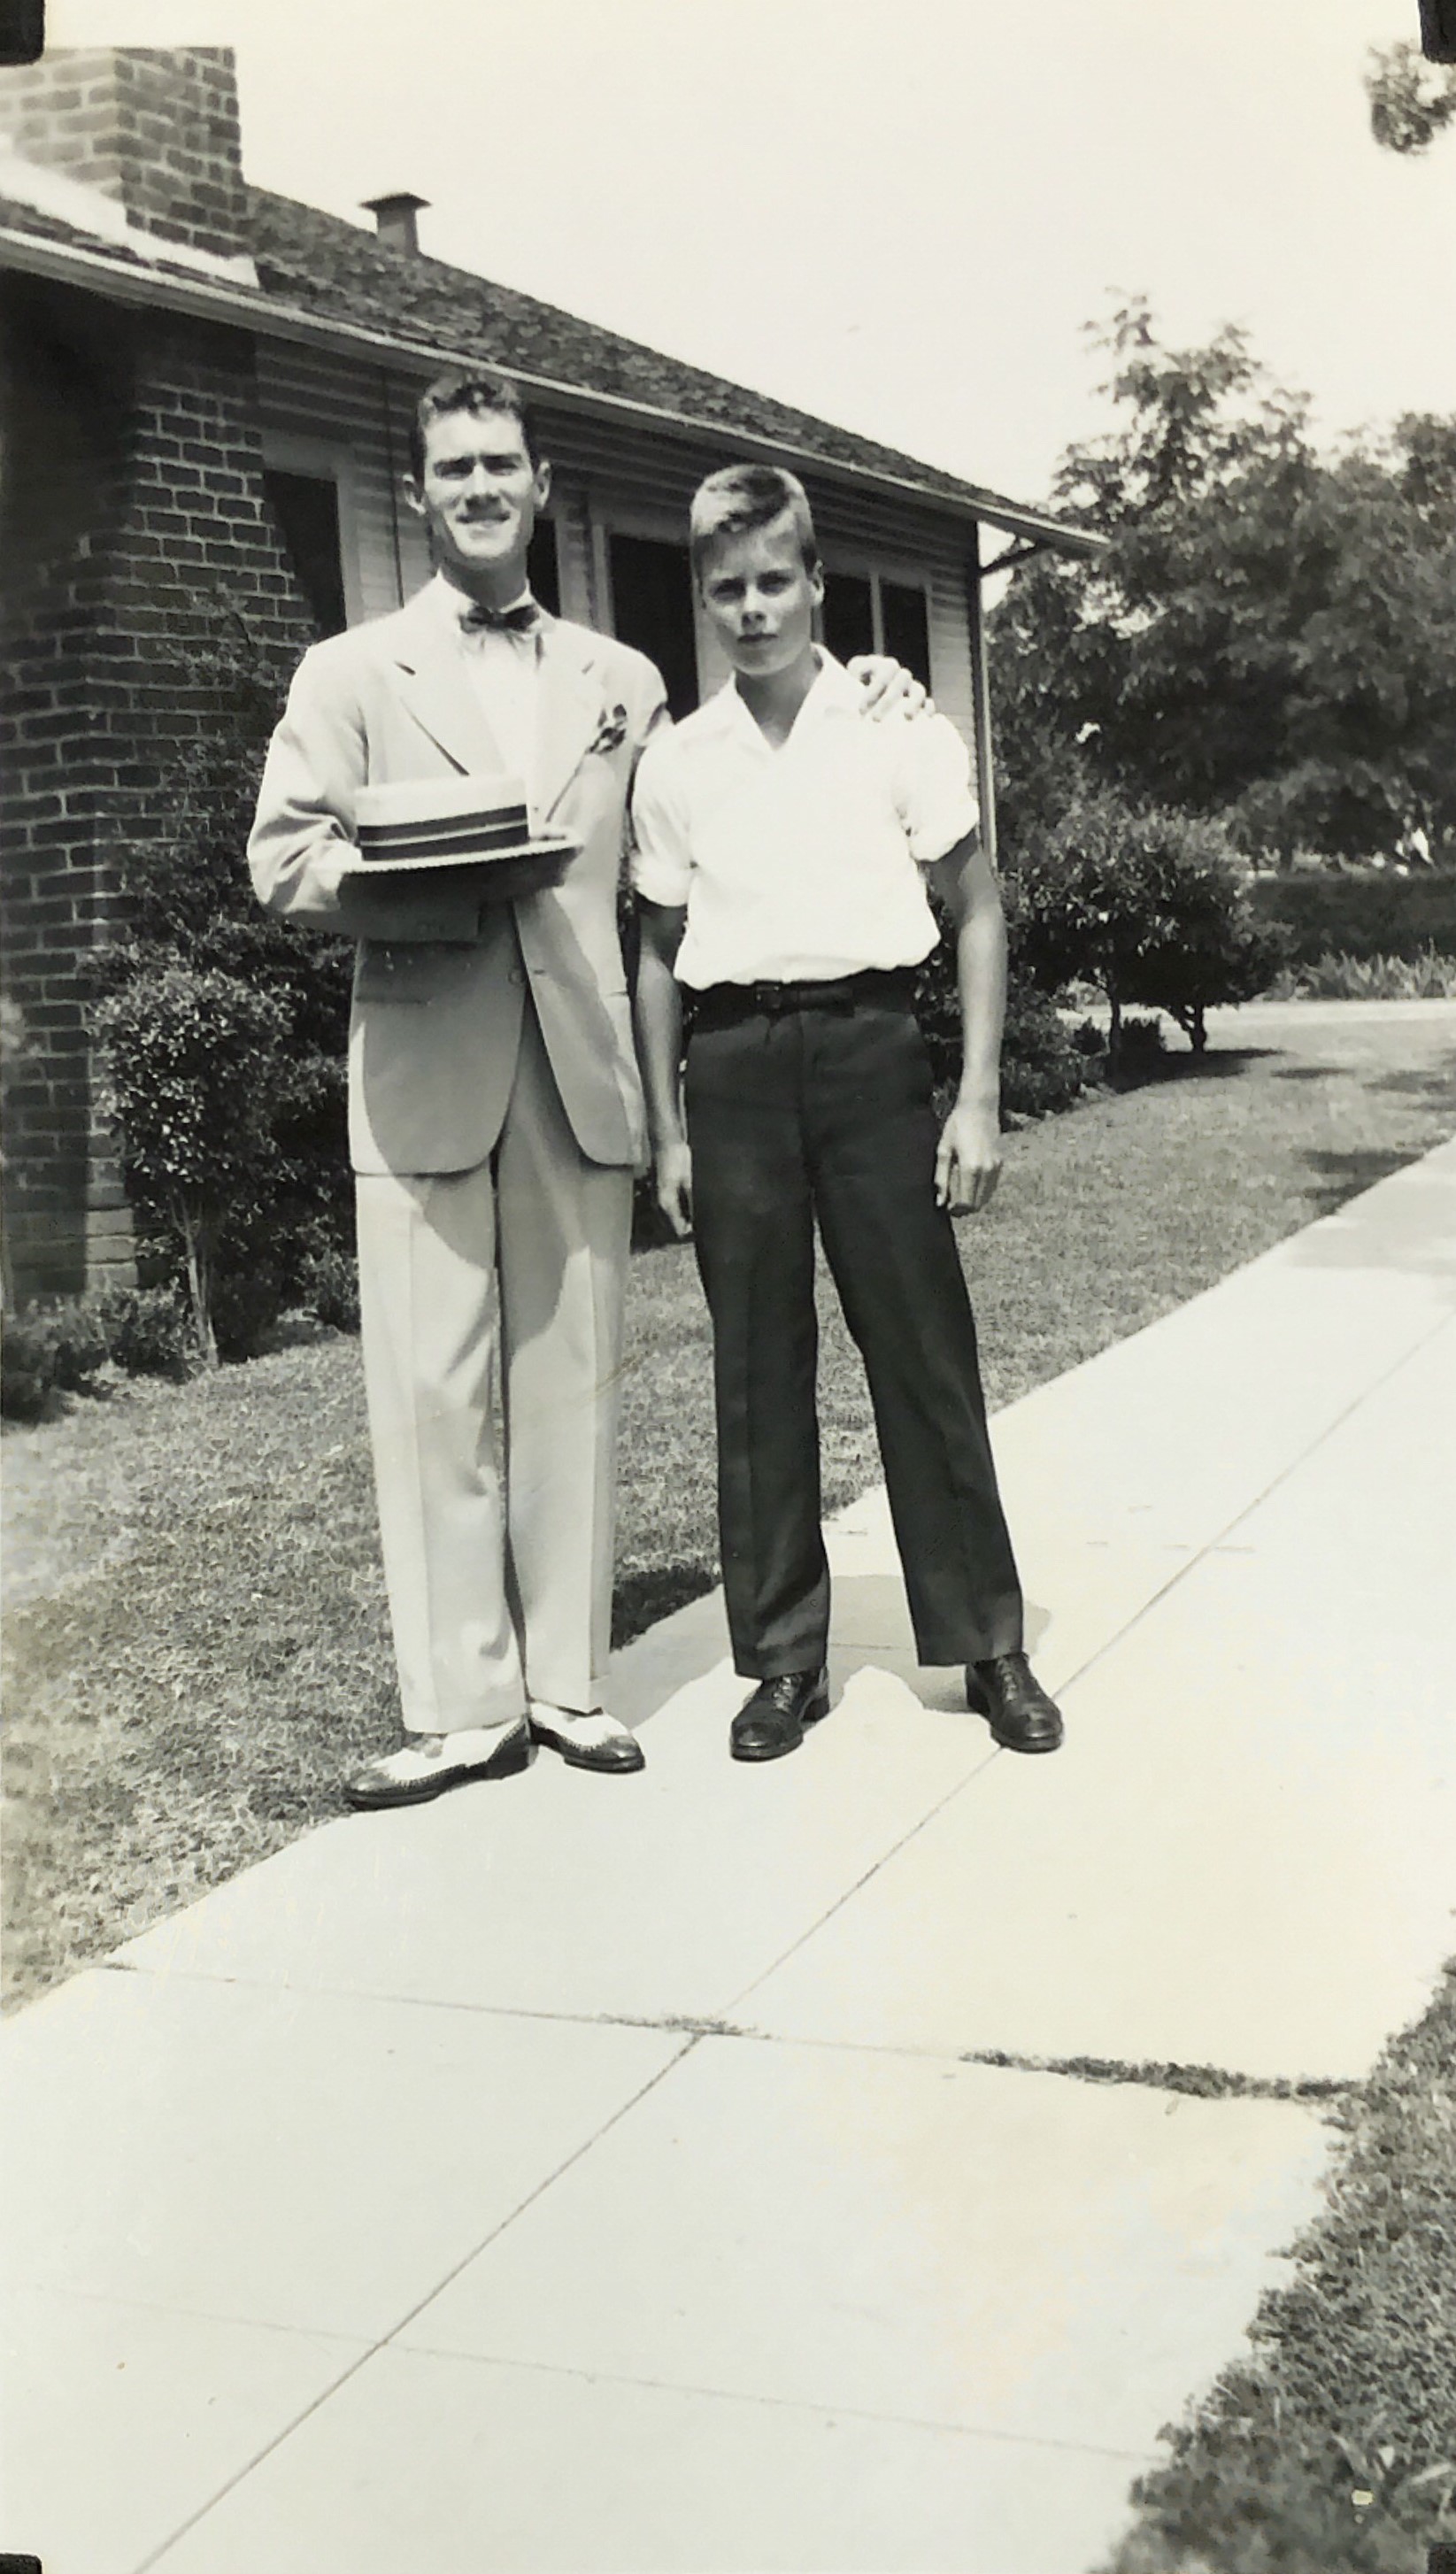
535,618,612,823
391,586,506,777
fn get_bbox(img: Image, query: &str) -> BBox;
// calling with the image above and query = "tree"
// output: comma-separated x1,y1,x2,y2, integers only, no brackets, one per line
1365,39,1456,151
990,303,1456,868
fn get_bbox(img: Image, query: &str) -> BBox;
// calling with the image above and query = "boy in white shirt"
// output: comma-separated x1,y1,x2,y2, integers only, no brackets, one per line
632,464,1062,1763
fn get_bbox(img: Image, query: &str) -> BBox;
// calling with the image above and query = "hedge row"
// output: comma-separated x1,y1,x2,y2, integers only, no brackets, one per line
1246,869,1456,965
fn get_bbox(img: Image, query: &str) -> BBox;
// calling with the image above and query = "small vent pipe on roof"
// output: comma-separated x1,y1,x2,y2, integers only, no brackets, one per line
362,192,429,255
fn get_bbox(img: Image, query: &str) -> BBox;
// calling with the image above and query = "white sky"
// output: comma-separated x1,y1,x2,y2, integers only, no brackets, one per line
47,0,1456,508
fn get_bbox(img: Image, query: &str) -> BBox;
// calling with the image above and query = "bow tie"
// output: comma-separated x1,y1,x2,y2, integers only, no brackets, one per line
459,597,542,638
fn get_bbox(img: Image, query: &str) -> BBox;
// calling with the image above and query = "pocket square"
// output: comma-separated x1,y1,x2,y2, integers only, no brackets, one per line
588,703,629,757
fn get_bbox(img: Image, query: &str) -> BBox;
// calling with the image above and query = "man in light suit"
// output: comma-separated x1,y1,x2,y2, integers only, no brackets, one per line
250,369,919,1807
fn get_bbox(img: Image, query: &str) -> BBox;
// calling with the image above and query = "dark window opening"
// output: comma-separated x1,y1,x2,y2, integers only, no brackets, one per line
608,532,698,719
528,515,560,616
820,571,874,665
881,581,932,690
263,468,347,637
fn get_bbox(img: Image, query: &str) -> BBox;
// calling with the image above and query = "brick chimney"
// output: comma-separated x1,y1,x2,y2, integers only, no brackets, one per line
0,46,247,261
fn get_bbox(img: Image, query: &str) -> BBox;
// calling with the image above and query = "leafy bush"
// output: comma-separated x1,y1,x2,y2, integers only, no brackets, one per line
1266,943,1456,1000
913,936,1094,1120
92,961,290,1367
1,1299,110,1420
90,1284,191,1378
295,1237,361,1334
1009,791,1285,1052
1246,867,1456,966
88,617,355,1361
999,982,1097,1115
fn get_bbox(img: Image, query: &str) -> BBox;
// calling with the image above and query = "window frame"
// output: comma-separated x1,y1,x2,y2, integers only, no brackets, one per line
260,429,365,629
594,495,719,707
816,545,934,674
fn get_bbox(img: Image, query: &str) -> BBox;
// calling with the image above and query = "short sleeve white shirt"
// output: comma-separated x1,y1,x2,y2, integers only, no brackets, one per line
629,653,978,988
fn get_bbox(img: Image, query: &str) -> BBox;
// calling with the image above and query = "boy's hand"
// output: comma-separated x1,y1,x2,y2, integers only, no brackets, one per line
654,1137,694,1238
935,1098,1002,1214
845,654,934,721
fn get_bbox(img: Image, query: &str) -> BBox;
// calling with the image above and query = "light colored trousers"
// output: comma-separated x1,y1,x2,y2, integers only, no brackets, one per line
355,1006,633,1736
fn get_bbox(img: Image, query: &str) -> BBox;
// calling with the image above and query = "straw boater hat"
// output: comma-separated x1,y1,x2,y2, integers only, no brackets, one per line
341,774,577,873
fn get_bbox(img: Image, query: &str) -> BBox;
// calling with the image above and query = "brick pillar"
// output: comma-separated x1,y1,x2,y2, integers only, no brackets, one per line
0,277,318,1301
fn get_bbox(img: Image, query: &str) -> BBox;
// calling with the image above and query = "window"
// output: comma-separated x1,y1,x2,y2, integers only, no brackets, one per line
607,532,698,718
263,467,347,637
881,582,932,690
528,516,560,616
820,572,875,664
820,566,933,689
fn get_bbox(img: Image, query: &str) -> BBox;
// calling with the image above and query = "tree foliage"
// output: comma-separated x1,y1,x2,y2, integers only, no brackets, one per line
990,302,1456,868
1365,39,1456,153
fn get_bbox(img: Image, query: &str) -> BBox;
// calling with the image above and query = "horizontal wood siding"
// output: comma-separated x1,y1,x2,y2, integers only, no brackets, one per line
252,341,981,778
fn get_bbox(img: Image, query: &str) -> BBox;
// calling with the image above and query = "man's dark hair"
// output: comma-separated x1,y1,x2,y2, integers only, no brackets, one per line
409,369,541,481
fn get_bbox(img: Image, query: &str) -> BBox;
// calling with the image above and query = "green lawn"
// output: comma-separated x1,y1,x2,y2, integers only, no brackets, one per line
1103,1957,1456,2574
4,999,1454,2008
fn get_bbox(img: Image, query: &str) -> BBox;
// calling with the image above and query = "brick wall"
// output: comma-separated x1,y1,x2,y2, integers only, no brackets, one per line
0,277,318,1299
0,46,246,261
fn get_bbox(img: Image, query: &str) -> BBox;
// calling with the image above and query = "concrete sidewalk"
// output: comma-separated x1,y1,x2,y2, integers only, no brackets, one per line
4,1137,1454,2574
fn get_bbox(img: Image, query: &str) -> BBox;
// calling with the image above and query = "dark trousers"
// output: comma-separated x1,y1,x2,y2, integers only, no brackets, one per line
685,988,1025,1678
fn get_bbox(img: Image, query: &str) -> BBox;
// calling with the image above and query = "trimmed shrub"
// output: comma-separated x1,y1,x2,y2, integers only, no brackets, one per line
92,961,290,1367
1010,791,1286,1052
999,983,1097,1116
1247,867,1456,966
913,937,1094,1120
87,617,355,1360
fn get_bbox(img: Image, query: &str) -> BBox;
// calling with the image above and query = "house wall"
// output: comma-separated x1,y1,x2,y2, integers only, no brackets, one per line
0,280,318,1299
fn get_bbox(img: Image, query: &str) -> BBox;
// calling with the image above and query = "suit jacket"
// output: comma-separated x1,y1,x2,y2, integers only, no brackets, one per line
248,582,669,1175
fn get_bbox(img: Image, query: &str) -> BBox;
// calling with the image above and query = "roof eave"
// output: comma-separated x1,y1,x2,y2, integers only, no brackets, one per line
0,223,1105,560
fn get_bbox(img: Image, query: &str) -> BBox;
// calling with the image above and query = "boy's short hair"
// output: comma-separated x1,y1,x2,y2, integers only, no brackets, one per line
689,464,819,579
409,369,541,480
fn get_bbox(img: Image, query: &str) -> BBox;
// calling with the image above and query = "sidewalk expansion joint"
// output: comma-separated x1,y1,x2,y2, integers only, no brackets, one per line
962,2045,1352,2106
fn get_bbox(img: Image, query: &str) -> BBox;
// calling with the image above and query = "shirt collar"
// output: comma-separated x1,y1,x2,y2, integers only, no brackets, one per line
713,649,854,746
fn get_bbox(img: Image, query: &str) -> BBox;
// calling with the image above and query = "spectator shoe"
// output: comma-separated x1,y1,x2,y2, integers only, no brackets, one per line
345,1719,532,1809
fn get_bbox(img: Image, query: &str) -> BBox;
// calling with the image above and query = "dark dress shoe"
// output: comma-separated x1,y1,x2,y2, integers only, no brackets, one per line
528,1707,645,1773
966,1653,1064,1753
730,1667,830,1763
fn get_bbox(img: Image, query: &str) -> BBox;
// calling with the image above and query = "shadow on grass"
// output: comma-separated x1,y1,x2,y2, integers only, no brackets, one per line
1105,1044,1276,1090
1362,1043,1456,1106
612,1558,716,1650
1299,1144,1444,1221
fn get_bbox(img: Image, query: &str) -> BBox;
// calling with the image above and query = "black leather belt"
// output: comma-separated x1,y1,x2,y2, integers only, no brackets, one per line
691,967,917,1027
